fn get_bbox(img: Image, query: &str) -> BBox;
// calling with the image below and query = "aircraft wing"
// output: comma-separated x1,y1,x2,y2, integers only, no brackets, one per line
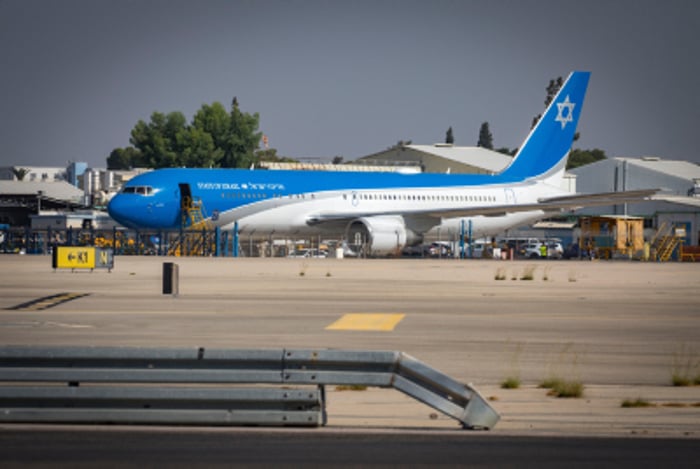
431,188,659,219
306,189,659,225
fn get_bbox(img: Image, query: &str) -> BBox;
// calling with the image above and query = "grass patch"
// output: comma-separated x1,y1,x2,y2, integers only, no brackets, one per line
539,376,584,398
500,377,521,389
672,374,693,387
334,384,368,391
621,398,655,408
548,380,584,398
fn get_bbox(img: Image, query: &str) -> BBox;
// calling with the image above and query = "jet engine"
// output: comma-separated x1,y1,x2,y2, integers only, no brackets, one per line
345,216,422,256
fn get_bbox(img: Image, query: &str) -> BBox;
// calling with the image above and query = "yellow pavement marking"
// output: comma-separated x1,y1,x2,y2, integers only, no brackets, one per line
325,313,406,331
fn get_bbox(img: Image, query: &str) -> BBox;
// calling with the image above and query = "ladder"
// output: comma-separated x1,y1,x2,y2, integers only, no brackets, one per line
651,222,681,261
167,197,215,256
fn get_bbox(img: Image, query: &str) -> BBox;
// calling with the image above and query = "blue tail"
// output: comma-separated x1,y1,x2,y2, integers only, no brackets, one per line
500,71,591,182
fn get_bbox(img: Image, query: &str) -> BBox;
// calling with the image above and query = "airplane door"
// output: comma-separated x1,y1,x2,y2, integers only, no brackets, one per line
504,188,516,204
179,183,192,209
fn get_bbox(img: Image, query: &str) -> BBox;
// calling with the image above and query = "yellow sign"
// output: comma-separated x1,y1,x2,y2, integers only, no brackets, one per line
54,247,95,269
53,247,114,271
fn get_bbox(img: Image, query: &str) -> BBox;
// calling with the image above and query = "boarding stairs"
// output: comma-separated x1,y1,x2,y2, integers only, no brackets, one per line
651,222,681,262
167,197,215,256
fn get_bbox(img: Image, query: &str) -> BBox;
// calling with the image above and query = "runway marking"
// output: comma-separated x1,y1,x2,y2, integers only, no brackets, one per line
325,313,405,331
5,293,89,311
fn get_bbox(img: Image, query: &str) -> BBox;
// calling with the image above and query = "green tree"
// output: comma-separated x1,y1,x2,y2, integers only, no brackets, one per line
12,167,30,180
495,147,517,156
445,126,454,144
223,97,262,168
107,147,143,170
129,111,187,168
192,102,230,154
177,127,219,168
566,148,606,170
477,122,494,149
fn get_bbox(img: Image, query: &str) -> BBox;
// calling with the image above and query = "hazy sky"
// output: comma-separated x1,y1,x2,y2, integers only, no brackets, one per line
1,0,698,169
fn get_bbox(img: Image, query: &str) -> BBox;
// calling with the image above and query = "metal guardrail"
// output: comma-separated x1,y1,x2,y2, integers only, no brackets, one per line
0,347,500,430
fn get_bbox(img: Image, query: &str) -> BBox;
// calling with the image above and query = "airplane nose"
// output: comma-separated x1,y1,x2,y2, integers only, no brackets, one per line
108,195,137,228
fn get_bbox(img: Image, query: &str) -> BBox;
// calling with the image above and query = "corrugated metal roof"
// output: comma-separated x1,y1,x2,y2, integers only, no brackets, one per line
616,157,700,180
406,145,513,172
0,180,84,202
654,195,700,208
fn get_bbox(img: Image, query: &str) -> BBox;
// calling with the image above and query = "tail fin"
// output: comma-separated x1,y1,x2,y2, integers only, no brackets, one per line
500,71,591,182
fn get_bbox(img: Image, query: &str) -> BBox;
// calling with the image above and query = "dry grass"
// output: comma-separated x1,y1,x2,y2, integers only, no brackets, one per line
500,377,521,389
519,265,537,281
621,398,654,408
334,384,368,391
540,378,584,398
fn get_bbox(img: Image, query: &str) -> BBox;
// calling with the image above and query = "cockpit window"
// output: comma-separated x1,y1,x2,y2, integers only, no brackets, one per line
122,186,153,195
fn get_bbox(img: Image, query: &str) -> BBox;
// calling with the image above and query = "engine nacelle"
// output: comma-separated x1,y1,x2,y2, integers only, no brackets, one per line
345,216,422,256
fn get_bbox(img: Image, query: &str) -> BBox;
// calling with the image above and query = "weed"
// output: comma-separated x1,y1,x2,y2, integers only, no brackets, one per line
671,344,700,387
542,266,552,281
299,261,309,277
334,384,368,391
621,398,655,408
501,341,523,389
519,265,537,281
672,374,692,387
494,268,507,281
326,271,332,277
540,343,585,398
501,377,521,389
567,270,577,282
545,379,584,398
539,377,564,390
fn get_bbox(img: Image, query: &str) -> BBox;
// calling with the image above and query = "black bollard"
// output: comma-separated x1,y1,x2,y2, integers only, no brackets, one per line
162,262,179,296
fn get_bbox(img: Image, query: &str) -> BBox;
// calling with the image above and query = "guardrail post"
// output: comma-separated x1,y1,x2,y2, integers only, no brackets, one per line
162,262,179,296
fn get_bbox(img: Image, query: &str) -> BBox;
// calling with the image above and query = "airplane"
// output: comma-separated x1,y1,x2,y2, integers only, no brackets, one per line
107,71,656,256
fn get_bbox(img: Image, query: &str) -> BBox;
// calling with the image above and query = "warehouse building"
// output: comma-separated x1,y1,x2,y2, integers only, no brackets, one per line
570,157,700,245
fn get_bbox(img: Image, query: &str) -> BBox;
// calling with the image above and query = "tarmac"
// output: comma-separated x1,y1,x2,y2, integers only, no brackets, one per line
0,254,698,438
